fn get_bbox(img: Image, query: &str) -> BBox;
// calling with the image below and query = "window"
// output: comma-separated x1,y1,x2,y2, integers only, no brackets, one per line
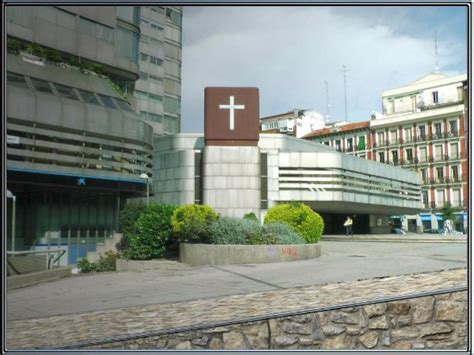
114,98,135,113
194,151,202,204
53,83,79,100
347,138,353,151
432,91,439,104
404,127,412,142
148,113,163,123
451,189,461,207
98,94,117,109
436,167,444,181
30,78,53,94
140,53,149,62
419,147,427,162
149,93,163,102
406,148,413,162
77,89,100,105
164,43,181,60
389,130,397,144
449,120,458,135
164,114,179,133
377,132,384,145
117,6,140,25
7,72,29,89
391,150,398,163
116,27,139,61
436,189,445,207
164,96,180,114
418,125,426,139
79,17,96,36
435,145,443,160
164,61,181,77
422,190,429,207
420,168,427,183
149,75,163,85
357,136,365,150
165,26,181,42
378,152,385,163
451,166,459,181
164,78,181,96
450,143,459,159
434,123,442,137
335,140,341,152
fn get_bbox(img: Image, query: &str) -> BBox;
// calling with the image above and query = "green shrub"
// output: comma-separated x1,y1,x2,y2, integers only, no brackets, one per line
262,222,305,244
243,212,259,222
95,251,119,272
209,217,262,245
77,258,96,273
118,201,147,252
171,204,218,243
125,204,176,260
264,203,324,243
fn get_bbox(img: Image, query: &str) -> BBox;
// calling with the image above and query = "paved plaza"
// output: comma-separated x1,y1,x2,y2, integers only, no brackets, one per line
7,238,467,321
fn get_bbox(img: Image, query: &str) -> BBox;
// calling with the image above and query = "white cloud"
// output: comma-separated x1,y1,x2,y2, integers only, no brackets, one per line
181,6,466,132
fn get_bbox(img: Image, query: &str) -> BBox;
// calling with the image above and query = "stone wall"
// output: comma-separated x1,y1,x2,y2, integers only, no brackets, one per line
88,290,466,350
7,255,47,275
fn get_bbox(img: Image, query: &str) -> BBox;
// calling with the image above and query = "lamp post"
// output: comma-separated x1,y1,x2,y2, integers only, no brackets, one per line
140,173,150,206
7,190,16,251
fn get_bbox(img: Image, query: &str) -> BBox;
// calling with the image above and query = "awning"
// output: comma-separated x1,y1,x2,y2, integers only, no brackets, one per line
420,214,432,222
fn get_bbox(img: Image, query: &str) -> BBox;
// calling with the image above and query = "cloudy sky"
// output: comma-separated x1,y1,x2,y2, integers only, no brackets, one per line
180,6,467,133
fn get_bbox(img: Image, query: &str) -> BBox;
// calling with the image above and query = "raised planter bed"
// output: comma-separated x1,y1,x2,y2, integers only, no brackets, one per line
180,243,321,266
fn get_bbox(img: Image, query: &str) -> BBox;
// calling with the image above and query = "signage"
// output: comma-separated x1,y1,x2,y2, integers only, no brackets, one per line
7,135,20,144
204,87,259,146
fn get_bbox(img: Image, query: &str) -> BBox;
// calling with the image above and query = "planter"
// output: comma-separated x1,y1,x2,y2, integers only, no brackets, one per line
180,243,321,266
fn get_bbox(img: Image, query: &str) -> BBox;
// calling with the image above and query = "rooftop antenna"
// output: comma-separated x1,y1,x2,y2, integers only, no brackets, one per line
434,31,440,73
324,81,330,123
342,65,348,121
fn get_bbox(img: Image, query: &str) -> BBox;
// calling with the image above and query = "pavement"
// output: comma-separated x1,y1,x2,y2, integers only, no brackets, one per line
7,237,467,321
322,233,467,243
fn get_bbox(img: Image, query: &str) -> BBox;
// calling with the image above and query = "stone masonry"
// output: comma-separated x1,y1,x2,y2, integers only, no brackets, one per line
6,268,466,350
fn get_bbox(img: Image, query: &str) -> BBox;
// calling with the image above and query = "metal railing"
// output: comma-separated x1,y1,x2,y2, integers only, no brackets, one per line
7,248,67,269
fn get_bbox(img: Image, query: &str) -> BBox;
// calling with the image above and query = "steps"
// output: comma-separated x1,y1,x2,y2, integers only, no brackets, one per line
8,267,72,290
87,233,123,262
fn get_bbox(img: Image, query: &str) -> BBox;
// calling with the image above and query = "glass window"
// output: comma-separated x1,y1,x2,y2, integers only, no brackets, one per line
164,96,180,114
98,94,118,109
79,17,96,37
57,8,76,29
452,189,461,207
114,98,134,113
164,114,179,132
420,169,427,183
434,123,442,137
116,27,139,61
378,152,385,163
436,190,445,206
377,132,384,144
149,75,163,84
357,136,365,150
435,145,443,160
164,43,181,60
418,125,426,139
148,113,163,123
165,26,181,42
117,7,134,23
97,25,113,42
419,147,427,162
449,120,458,134
54,83,79,100
135,90,148,99
77,89,100,105
164,78,181,96
422,191,429,207
149,93,163,102
432,91,439,104
451,166,459,181
391,150,398,163
406,148,413,161
30,77,53,94
404,127,412,141
140,53,149,62
7,72,30,89
436,167,444,180
450,143,459,159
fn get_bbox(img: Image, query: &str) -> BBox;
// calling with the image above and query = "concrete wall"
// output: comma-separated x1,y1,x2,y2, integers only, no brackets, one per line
202,146,260,218
88,290,467,350
179,243,321,266
7,255,47,275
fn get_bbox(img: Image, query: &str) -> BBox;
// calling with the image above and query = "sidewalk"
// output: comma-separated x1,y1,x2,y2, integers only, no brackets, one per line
322,233,467,243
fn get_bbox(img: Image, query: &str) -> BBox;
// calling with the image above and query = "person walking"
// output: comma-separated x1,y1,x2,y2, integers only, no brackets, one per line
344,216,353,236
444,219,453,236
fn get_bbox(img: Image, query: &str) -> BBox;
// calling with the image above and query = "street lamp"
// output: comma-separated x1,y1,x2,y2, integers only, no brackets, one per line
140,173,150,206
7,190,16,251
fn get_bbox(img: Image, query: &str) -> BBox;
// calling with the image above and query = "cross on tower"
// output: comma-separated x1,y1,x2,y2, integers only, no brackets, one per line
219,96,245,130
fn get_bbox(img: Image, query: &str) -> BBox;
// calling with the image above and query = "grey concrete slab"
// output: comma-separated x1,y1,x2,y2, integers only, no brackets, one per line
7,240,467,321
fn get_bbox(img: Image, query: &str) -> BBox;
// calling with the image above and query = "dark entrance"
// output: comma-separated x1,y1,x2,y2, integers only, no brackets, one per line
318,213,370,235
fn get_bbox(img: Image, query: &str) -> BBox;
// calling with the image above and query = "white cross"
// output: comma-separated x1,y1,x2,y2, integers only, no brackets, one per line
219,96,245,130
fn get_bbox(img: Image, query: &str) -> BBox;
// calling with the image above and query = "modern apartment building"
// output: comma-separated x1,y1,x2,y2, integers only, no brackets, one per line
304,73,468,232
260,109,326,138
135,6,182,135
6,6,154,263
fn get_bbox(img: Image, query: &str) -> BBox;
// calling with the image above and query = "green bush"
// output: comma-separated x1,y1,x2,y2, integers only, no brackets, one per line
95,251,119,272
243,212,259,222
262,222,306,244
209,217,262,245
125,204,176,260
264,203,324,243
77,258,96,273
171,204,218,243
118,202,147,251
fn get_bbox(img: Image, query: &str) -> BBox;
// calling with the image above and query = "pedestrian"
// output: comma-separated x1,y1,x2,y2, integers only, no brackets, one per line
443,219,453,236
344,216,353,236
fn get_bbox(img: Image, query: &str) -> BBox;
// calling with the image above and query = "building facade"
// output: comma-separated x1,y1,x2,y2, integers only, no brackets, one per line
135,6,182,135
304,73,468,232
260,109,326,138
6,6,154,263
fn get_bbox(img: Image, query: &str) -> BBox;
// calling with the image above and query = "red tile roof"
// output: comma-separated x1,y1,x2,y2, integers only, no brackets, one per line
303,121,370,139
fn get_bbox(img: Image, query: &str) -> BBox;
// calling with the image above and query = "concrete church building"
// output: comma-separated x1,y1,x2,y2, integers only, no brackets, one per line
153,88,423,234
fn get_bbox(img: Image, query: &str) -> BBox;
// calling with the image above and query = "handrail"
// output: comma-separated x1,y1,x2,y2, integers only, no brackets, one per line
7,248,67,269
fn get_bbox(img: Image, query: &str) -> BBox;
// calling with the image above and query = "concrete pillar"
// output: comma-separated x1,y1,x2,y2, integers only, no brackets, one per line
202,146,260,218
369,214,391,234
